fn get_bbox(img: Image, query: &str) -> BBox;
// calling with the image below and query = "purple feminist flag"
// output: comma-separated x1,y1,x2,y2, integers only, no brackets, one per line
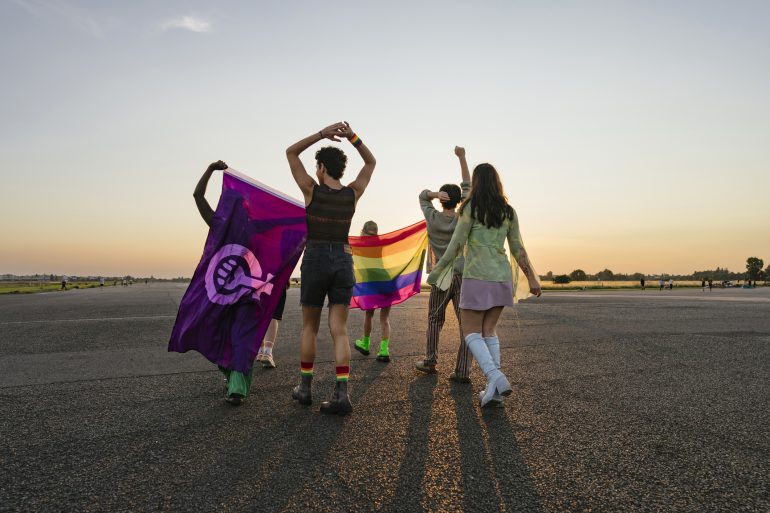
169,169,307,373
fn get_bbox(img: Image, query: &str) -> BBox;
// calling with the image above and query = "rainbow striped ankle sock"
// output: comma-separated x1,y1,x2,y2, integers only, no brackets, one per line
300,361,314,384
336,365,350,382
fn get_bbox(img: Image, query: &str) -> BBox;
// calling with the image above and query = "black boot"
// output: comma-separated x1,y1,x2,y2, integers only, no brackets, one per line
320,381,352,416
292,376,312,406
226,393,243,406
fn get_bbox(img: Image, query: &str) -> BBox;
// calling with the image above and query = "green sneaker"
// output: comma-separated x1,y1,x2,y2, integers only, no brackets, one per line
354,336,370,356
376,339,390,362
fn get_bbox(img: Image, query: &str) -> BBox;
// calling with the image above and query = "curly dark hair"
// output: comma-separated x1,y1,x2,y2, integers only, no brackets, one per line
439,184,462,209
459,163,514,228
315,146,348,180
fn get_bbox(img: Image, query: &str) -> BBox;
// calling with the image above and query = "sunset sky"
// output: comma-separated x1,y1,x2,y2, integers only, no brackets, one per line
1,1,769,278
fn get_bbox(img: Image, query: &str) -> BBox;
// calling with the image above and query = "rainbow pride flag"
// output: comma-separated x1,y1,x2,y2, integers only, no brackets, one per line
349,220,428,310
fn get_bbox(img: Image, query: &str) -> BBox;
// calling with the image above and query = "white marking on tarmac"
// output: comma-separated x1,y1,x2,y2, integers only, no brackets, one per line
549,292,770,303
0,315,176,326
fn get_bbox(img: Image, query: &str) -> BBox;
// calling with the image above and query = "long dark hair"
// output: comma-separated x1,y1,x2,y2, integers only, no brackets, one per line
459,163,514,228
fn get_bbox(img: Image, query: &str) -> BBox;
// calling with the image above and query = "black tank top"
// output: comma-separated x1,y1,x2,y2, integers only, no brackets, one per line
306,184,356,243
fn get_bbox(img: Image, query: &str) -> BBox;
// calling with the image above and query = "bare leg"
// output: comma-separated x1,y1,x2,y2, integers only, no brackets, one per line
481,307,504,338
364,309,374,337
355,309,374,355
320,304,353,415
265,318,279,343
328,304,351,367
376,307,392,362
261,318,280,368
301,306,322,363
380,307,391,340
460,309,485,336
293,306,322,405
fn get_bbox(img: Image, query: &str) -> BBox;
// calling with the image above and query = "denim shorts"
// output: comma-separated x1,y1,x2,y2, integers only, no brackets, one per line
300,242,355,307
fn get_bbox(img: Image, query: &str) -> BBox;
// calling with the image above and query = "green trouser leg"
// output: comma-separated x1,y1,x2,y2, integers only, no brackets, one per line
219,366,253,398
227,370,253,397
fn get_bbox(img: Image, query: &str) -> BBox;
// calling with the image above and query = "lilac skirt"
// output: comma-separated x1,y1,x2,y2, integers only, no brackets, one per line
459,278,515,310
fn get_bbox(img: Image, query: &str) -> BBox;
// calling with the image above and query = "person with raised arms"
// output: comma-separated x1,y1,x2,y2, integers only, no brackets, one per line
286,122,376,415
414,146,473,383
427,158,541,407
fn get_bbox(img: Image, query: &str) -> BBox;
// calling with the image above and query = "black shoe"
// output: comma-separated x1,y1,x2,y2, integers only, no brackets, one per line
376,354,390,362
292,383,312,406
448,372,471,384
320,382,353,416
226,393,243,406
415,359,437,374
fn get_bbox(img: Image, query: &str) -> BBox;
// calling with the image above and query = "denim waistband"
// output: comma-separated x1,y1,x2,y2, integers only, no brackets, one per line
306,240,351,251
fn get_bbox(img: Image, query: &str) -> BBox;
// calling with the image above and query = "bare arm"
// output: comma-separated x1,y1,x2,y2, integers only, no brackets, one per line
419,190,450,220
454,146,471,184
507,210,541,296
194,160,227,227
286,122,346,205
340,123,376,201
516,247,541,297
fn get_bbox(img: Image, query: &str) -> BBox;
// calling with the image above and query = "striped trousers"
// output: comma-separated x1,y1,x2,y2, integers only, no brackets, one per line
424,272,472,378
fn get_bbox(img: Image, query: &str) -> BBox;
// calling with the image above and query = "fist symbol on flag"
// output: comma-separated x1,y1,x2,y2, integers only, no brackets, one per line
205,244,274,305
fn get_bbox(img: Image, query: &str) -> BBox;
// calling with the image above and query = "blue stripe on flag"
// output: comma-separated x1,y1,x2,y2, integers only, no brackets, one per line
353,270,422,297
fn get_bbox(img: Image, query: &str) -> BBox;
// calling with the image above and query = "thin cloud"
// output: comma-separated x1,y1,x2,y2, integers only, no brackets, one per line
12,0,103,37
162,16,211,33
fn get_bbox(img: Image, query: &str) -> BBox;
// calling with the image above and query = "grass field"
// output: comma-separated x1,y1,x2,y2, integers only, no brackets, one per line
541,280,704,290
0,281,113,294
418,280,710,292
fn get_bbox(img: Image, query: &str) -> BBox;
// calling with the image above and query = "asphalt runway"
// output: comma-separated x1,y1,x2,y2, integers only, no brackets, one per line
1,284,769,512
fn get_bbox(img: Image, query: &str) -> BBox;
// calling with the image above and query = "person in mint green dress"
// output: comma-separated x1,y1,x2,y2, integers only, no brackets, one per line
354,221,392,362
427,160,541,407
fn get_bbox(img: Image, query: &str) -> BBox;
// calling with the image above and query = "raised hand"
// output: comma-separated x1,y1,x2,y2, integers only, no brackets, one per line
339,121,355,139
454,146,465,158
437,191,450,202
320,122,347,142
208,160,228,171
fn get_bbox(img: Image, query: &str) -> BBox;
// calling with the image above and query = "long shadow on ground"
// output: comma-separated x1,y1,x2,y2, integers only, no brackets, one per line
453,384,542,513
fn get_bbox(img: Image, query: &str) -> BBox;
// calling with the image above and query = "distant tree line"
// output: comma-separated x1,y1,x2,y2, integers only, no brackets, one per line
541,257,768,284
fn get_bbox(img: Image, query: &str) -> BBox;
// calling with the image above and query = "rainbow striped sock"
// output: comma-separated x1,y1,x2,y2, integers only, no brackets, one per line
336,365,350,382
300,361,314,383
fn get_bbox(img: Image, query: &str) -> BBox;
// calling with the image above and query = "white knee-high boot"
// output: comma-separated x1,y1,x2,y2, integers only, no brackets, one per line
466,333,511,407
480,336,503,404
485,335,501,369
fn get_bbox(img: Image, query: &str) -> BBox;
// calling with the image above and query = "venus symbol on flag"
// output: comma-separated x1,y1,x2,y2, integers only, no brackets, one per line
205,244,275,306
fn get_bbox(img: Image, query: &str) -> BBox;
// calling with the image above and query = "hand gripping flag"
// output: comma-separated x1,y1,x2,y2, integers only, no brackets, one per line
168,168,307,374
349,221,428,310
